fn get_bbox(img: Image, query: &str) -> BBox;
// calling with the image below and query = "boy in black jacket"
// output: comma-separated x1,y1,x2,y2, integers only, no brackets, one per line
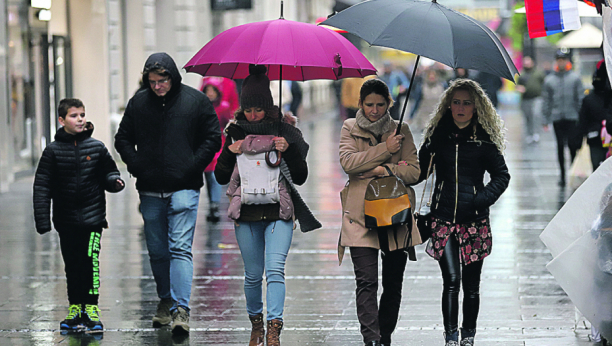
33,98,125,332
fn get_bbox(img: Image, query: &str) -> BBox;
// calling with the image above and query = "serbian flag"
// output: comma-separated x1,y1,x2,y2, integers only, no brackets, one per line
525,0,581,38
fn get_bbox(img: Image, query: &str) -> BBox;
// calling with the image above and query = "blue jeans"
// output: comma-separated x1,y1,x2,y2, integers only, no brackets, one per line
139,189,200,311
205,171,221,204
234,220,293,320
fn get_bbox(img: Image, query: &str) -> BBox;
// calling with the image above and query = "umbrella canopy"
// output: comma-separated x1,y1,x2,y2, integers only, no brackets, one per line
541,159,612,340
184,18,377,81
321,0,518,82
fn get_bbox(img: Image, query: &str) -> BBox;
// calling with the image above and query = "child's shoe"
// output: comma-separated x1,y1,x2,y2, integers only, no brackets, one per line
81,304,104,331
60,304,83,330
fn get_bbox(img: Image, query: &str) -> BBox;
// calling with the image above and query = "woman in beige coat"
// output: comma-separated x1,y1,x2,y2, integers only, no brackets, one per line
338,79,422,346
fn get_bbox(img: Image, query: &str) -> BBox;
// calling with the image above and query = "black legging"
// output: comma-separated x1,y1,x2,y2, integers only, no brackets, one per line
553,119,578,182
438,235,484,333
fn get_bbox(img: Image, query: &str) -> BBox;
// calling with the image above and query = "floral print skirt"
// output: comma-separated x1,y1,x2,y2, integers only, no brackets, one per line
425,216,492,265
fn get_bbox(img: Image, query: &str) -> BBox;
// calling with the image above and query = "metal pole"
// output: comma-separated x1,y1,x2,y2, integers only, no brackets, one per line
396,55,421,134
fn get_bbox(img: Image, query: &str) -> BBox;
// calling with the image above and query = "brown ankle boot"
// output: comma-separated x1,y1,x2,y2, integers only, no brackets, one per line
248,313,264,346
266,319,283,346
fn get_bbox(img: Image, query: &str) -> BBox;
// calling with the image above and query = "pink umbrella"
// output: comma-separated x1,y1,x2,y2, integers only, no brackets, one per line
185,4,376,166
183,18,376,82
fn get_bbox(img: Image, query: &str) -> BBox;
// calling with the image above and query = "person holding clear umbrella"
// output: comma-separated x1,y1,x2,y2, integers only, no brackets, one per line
417,79,510,346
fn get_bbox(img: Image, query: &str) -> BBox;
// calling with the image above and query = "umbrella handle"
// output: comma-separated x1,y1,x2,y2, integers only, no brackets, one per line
396,55,421,135
266,150,282,167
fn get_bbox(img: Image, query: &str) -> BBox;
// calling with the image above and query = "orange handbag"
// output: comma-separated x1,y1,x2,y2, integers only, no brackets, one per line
364,166,412,229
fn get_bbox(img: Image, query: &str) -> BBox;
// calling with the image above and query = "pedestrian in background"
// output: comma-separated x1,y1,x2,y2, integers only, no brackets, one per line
576,60,612,171
411,68,447,131
115,52,221,335
542,49,585,186
380,62,410,120
474,72,502,109
202,78,235,221
417,79,510,346
33,98,125,332
516,56,545,144
341,76,375,119
338,79,422,346
289,81,303,117
200,76,240,116
215,65,318,346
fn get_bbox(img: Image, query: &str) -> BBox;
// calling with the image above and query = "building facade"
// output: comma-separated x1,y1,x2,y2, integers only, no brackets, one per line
0,0,335,192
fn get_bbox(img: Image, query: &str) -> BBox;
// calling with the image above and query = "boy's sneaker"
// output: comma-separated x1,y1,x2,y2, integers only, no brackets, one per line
152,298,174,327
81,304,104,331
171,306,190,335
60,304,83,330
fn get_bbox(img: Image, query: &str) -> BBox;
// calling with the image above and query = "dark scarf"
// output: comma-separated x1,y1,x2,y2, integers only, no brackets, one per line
233,119,321,232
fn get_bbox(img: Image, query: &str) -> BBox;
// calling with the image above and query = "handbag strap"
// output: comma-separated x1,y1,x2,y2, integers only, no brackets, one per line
417,153,435,212
383,165,394,177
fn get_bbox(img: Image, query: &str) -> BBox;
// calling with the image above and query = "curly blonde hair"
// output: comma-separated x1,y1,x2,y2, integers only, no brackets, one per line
421,78,507,152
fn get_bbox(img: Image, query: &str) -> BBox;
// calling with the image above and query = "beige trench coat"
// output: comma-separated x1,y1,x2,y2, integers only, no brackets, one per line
338,118,422,264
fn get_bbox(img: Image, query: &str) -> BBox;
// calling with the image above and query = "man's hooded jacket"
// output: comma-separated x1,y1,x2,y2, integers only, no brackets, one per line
115,52,222,193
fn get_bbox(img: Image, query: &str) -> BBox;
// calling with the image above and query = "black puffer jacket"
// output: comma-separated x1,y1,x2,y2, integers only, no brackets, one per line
417,114,510,224
577,89,612,147
115,52,222,193
33,123,123,234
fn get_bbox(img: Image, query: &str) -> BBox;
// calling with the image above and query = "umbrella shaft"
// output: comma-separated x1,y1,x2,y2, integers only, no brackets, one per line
397,55,420,135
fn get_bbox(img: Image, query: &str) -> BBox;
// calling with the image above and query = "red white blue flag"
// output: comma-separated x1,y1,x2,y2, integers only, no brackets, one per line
525,0,582,38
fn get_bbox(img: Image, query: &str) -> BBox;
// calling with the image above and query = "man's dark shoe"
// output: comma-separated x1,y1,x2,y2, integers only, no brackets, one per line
171,306,190,335
152,298,174,327
365,341,381,346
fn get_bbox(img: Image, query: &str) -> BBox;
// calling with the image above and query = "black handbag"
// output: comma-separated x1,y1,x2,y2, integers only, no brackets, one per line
415,154,435,242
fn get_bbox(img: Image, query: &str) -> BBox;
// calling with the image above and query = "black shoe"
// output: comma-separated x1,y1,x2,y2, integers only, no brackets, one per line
365,341,381,346
558,179,566,187
206,203,220,222
81,304,104,331
60,304,83,330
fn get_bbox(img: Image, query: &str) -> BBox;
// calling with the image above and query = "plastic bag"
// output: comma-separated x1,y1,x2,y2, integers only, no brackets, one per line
569,139,593,190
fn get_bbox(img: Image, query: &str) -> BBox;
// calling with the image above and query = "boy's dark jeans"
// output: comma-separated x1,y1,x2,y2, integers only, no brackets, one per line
350,232,408,344
57,226,103,305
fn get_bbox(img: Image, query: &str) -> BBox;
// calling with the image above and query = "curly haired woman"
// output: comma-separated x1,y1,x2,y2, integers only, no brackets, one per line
417,79,510,346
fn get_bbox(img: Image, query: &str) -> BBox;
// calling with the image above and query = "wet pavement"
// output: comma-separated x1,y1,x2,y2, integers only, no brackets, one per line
0,103,603,345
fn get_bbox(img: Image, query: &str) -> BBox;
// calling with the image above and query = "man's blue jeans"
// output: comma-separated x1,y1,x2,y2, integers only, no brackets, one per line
234,220,293,321
139,189,200,311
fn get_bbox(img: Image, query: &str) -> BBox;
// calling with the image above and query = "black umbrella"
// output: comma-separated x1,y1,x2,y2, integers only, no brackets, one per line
322,0,519,132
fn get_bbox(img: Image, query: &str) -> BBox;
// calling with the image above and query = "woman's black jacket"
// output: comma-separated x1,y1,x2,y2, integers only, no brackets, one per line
577,89,612,147
417,115,510,224
33,124,123,234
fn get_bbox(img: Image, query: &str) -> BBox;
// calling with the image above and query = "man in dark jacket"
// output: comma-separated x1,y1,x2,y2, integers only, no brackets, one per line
115,52,221,335
577,60,612,170
517,56,545,144
542,49,585,186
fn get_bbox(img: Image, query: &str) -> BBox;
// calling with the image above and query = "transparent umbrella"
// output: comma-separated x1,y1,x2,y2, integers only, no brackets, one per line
540,158,612,340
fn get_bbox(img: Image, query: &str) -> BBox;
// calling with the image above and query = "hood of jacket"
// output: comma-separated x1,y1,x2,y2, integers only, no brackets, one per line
142,52,182,100
201,77,224,108
55,122,94,143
